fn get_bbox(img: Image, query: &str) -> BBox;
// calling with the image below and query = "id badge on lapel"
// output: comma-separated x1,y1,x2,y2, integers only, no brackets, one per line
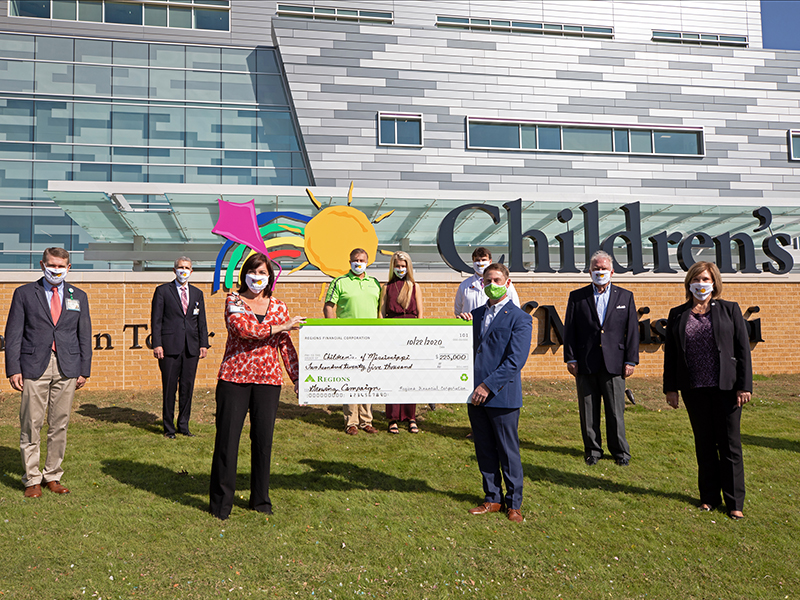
193,301,200,316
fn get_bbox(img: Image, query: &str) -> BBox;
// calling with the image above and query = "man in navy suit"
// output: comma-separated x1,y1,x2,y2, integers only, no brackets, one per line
458,263,532,523
151,257,209,439
4,247,92,498
564,250,639,466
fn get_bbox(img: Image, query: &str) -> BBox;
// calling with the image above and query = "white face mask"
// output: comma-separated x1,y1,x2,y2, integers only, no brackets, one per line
591,269,612,286
473,260,491,275
393,267,407,279
175,268,191,284
245,272,269,294
690,281,713,301
350,262,367,275
43,267,68,286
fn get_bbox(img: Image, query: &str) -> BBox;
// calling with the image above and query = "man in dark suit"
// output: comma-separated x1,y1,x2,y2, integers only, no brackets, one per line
564,250,639,466
151,257,209,439
4,247,92,498
458,263,532,523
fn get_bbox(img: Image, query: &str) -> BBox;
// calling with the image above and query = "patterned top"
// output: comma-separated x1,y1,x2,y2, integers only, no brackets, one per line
217,292,299,385
384,279,418,318
685,311,719,389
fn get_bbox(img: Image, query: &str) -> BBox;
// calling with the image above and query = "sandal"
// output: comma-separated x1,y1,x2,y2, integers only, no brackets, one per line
408,420,419,434
388,422,399,434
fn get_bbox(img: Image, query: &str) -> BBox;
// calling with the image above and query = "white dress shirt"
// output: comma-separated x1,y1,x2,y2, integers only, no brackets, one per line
454,273,520,315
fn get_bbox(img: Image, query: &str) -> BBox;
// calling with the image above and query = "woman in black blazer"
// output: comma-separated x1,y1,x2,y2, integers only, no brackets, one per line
663,261,752,520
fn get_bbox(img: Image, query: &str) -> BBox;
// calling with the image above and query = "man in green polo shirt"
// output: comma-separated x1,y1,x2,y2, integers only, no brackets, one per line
323,248,382,435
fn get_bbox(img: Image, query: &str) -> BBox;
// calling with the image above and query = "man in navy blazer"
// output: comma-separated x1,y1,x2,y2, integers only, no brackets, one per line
458,263,532,523
151,257,209,438
564,250,639,466
4,247,92,498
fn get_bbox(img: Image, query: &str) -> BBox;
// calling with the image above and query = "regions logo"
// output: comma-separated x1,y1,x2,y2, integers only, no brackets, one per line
304,375,316,383
211,182,395,292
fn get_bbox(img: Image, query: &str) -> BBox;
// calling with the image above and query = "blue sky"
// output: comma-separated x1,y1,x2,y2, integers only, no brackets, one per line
761,0,800,49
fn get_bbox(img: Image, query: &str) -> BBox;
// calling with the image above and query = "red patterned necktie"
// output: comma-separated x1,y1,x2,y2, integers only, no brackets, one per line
180,286,188,314
50,286,60,351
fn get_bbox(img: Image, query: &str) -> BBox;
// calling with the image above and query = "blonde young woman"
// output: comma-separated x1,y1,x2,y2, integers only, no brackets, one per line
380,251,424,433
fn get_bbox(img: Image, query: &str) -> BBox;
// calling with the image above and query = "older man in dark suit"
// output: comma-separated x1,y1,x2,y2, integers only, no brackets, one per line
564,250,639,467
458,263,532,523
4,247,92,498
151,256,209,439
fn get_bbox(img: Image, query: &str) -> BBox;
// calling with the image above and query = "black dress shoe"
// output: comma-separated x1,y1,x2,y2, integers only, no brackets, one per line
585,456,599,466
164,433,176,439
178,431,196,437
615,458,630,466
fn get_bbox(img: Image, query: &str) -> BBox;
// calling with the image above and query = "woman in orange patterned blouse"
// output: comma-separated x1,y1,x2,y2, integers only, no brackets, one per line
209,252,304,520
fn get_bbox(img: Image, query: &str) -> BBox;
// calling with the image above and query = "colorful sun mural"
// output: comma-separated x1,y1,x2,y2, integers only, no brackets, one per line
212,182,394,292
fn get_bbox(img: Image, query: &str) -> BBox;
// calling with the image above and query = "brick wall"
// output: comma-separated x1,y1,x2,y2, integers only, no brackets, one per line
0,277,789,390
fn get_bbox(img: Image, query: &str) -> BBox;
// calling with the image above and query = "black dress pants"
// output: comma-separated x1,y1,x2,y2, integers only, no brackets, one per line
682,387,745,512
209,380,280,520
159,349,199,435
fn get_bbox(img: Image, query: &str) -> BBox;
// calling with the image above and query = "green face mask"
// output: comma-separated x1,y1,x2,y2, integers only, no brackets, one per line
484,282,508,300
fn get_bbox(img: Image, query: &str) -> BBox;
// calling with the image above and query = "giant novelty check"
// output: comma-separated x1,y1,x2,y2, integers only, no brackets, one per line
298,319,473,405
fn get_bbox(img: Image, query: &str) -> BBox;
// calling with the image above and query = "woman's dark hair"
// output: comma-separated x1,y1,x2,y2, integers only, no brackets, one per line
237,252,275,297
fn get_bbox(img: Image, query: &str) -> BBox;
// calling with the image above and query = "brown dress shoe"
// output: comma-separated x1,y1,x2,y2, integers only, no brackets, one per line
362,425,379,434
345,425,358,435
507,509,523,523
24,484,42,498
468,501,502,515
44,481,70,494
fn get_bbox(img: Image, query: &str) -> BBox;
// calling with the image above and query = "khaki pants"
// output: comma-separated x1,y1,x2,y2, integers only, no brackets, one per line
343,404,373,429
19,352,76,487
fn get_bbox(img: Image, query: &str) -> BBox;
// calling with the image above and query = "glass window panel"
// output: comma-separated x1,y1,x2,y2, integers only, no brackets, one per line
53,0,76,19
683,33,700,40
111,105,148,145
257,152,291,168
221,167,256,185
520,124,536,149
186,46,220,70
0,33,35,59
360,10,392,19
221,109,257,149
144,4,167,26
73,102,111,144
112,146,148,163
113,66,149,97
256,168,282,185
0,99,35,141
105,1,142,25
256,74,287,105
257,111,298,150
0,161,33,202
379,118,395,144
186,166,220,184
78,0,102,22
35,143,72,161
584,26,612,34
564,25,582,32
471,19,490,25
222,73,257,103
186,148,221,164
75,38,112,63
195,8,229,31
148,165,184,183
113,41,148,66
396,118,421,145
148,147,184,164
221,47,254,72
469,122,519,148
653,130,701,155
36,36,73,61
292,169,309,186
31,162,70,203
614,129,629,152
256,49,279,73
793,136,800,160
73,162,110,181
150,44,183,67
74,64,111,95
185,107,220,148
112,164,145,182
35,101,72,143
438,16,470,24
34,62,73,95
72,145,110,162
1,59,35,93
186,70,221,102
149,68,185,100
196,0,229,6
537,125,561,150
653,31,681,38
222,150,257,166
630,130,652,153
149,106,185,146
562,127,612,152
0,142,33,159
291,152,305,168
168,6,192,28
11,0,50,18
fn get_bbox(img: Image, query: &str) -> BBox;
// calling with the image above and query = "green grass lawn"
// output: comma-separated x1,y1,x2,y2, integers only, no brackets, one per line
0,375,798,599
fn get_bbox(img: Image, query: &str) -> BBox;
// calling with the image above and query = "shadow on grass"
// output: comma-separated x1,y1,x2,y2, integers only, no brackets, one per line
77,403,162,434
520,441,584,458
523,462,697,505
742,433,800,453
277,401,345,432
0,445,22,491
272,459,475,504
